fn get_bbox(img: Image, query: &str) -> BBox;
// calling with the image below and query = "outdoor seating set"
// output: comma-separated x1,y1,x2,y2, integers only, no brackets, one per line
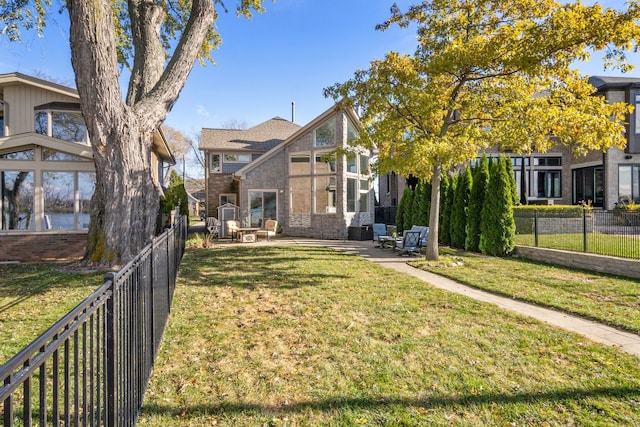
206,217,278,243
373,223,428,256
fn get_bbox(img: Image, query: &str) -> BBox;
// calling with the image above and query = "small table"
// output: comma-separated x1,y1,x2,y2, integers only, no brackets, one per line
377,236,396,249
238,227,259,243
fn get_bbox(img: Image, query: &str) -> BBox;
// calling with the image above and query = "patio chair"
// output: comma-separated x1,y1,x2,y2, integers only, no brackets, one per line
256,219,278,241
225,220,240,241
205,217,220,242
393,230,422,256
372,223,387,243
409,225,429,248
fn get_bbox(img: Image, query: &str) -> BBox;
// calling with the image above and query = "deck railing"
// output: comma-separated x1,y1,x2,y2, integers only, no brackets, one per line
0,216,187,426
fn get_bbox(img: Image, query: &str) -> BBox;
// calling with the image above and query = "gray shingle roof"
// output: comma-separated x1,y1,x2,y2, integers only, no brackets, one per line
199,116,302,152
589,75,640,89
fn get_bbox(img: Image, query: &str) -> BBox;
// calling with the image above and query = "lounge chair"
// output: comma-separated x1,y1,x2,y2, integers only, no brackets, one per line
256,219,278,241
393,230,422,256
225,220,240,241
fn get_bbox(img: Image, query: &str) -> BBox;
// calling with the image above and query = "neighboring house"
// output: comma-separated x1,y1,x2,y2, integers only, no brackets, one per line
0,72,175,262
200,105,374,239
379,75,640,212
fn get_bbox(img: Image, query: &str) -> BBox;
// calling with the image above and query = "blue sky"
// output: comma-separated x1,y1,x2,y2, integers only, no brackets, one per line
0,0,638,139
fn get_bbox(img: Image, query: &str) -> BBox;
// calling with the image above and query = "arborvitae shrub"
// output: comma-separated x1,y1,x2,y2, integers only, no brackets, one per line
440,174,456,246
466,154,489,252
450,167,472,249
479,156,515,256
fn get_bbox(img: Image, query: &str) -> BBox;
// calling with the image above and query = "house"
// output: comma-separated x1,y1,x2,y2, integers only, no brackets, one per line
0,72,175,262
199,105,374,239
379,75,640,214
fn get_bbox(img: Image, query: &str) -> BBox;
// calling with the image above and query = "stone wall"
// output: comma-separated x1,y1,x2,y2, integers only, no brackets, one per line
0,232,87,263
515,245,640,279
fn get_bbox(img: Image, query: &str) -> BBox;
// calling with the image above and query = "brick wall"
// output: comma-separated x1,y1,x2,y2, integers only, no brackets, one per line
0,232,87,263
206,174,237,217
515,245,640,279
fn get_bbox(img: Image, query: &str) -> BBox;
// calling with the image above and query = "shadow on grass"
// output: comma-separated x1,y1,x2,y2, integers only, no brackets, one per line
180,246,353,290
141,386,640,419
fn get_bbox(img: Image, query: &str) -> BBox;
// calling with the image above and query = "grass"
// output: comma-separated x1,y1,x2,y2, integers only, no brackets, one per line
410,248,640,335
0,263,105,364
139,245,640,426
515,232,640,259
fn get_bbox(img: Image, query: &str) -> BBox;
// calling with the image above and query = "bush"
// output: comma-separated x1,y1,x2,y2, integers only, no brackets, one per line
451,167,472,249
479,156,515,256
466,154,489,251
513,205,584,218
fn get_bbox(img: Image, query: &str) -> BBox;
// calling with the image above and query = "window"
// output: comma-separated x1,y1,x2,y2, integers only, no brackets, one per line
290,154,310,175
219,194,236,206
43,172,75,229
315,154,335,174
249,191,277,227
573,166,603,207
535,170,561,198
347,156,357,174
619,165,640,203
359,179,370,212
635,95,640,135
347,178,357,213
43,149,89,161
210,154,220,173
1,170,34,230
35,110,88,144
314,120,335,147
359,154,369,175
347,119,358,143
315,176,336,213
534,157,561,167
224,154,251,162
1,149,34,160
290,177,311,214
78,172,95,228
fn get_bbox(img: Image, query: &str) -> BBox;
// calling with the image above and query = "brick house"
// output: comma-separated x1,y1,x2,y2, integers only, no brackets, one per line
0,72,175,262
379,75,640,212
200,105,374,239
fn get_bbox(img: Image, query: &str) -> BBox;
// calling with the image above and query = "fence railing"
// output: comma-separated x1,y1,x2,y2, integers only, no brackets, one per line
0,216,187,427
514,209,640,260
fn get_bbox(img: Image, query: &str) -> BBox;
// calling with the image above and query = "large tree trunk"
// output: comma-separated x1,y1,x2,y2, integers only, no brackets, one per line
85,117,159,265
67,0,215,266
424,162,442,261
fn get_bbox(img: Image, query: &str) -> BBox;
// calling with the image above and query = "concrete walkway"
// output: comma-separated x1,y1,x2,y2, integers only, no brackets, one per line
275,237,640,359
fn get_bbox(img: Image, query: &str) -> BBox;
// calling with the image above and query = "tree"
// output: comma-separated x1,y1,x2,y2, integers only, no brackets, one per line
161,170,189,219
395,185,410,234
450,166,472,249
417,179,431,227
479,156,516,256
325,0,639,260
466,154,489,252
3,1,266,266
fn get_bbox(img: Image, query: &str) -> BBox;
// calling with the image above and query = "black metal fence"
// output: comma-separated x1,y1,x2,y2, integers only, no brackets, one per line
514,209,640,260
0,216,187,426
375,206,397,226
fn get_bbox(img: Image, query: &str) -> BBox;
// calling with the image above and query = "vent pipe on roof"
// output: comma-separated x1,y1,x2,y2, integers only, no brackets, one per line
291,102,295,123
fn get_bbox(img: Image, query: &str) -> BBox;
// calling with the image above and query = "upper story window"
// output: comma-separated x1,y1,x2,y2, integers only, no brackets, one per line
635,94,640,135
34,103,88,144
290,154,311,175
210,154,221,173
314,120,335,147
347,118,359,143
1,149,34,160
224,154,251,163
534,157,561,167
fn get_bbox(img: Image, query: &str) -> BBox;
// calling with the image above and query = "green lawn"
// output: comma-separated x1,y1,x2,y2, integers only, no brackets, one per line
0,263,105,364
411,247,640,334
515,232,640,259
139,245,640,426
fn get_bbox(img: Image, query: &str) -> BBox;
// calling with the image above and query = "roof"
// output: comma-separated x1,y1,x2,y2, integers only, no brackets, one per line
589,75,640,90
234,104,361,179
199,117,302,152
0,72,79,99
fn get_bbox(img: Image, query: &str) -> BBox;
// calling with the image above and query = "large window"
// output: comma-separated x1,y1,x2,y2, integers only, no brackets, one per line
224,154,251,163
290,177,311,214
535,170,561,198
573,166,603,207
35,109,88,144
347,178,357,213
619,164,640,204
346,151,371,213
249,191,277,227
1,171,34,230
314,120,335,147
43,171,95,230
315,176,336,213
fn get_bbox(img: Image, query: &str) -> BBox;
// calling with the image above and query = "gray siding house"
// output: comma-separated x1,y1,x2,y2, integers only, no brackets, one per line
200,105,374,239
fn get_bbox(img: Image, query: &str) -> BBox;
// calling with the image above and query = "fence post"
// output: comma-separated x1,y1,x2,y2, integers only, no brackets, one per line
583,208,588,253
104,272,116,427
534,209,539,247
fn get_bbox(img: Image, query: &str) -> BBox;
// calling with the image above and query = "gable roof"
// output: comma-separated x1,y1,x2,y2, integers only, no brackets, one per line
234,104,361,179
199,117,301,152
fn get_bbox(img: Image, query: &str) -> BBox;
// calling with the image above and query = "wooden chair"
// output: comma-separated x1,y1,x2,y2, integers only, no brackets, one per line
256,219,278,241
